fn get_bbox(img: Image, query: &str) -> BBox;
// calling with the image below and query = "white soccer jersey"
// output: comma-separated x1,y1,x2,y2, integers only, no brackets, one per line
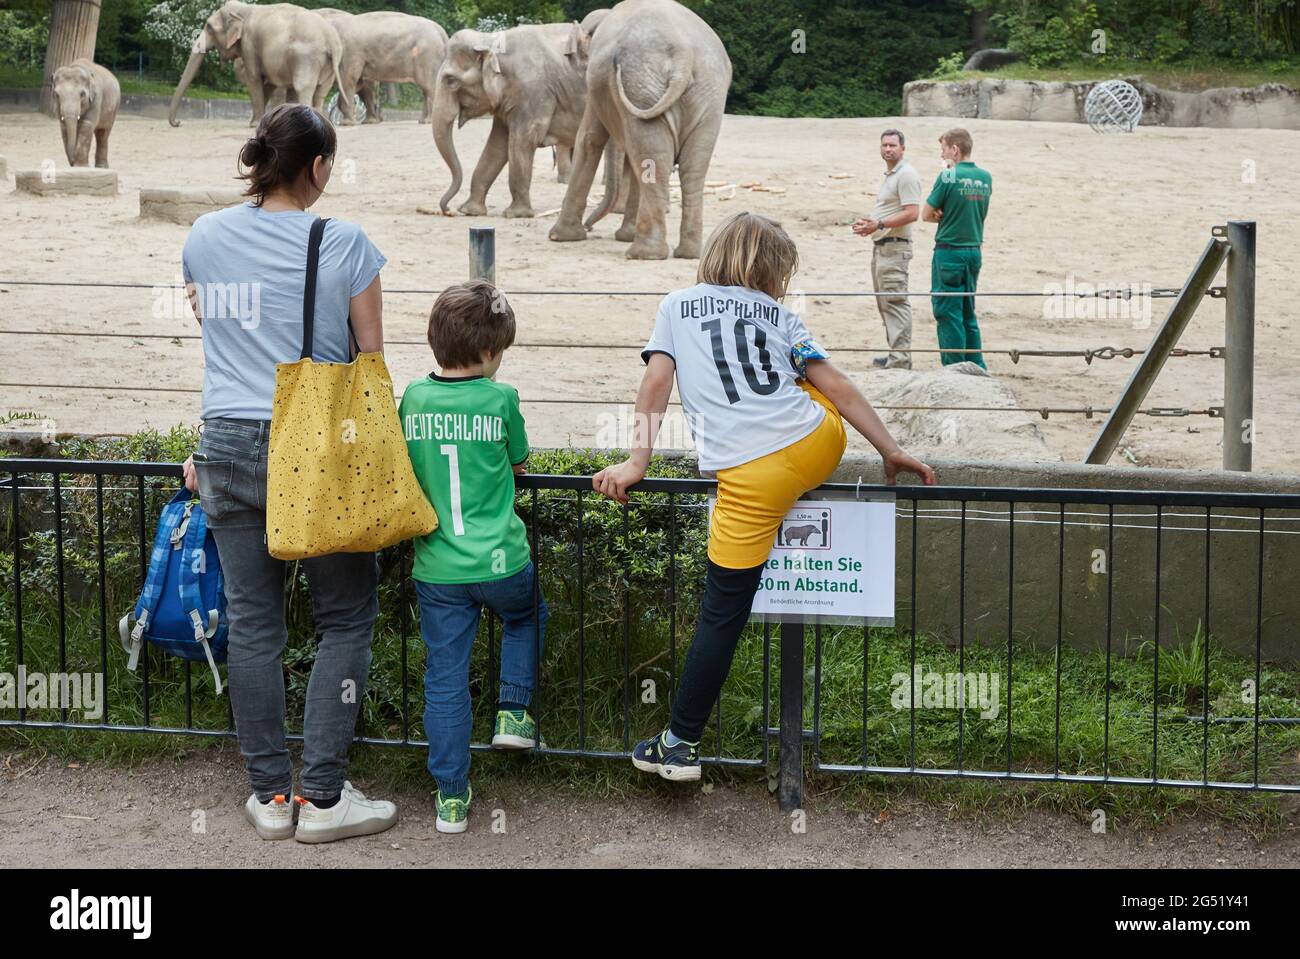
642,283,829,471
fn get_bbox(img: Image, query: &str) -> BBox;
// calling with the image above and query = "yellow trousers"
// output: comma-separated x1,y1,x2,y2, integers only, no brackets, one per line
708,383,848,569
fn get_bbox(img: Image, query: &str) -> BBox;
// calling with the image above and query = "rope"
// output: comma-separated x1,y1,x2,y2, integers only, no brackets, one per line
0,329,1221,363
0,382,1221,420
0,278,1188,299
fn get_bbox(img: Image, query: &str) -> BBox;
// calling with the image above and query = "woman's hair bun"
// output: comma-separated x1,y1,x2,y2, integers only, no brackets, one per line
238,104,337,206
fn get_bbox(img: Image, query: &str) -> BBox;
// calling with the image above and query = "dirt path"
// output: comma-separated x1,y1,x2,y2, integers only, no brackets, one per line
2,112,1298,471
1,749,1297,868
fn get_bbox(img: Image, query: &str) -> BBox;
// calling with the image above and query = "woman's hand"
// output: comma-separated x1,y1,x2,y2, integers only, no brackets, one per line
592,458,647,505
182,456,199,494
884,449,937,486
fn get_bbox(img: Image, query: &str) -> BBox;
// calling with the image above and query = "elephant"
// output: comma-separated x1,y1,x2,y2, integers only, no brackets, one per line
168,2,343,128
315,8,448,125
549,0,732,259
51,58,120,168
432,21,589,218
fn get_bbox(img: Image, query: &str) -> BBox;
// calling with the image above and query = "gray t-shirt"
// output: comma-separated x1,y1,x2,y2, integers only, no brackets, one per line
642,283,828,472
182,202,387,421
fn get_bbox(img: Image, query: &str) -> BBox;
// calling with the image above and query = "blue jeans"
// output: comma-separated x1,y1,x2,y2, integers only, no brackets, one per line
415,563,547,795
194,418,379,803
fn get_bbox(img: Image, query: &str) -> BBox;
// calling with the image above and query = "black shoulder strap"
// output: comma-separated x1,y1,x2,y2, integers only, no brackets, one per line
301,216,329,360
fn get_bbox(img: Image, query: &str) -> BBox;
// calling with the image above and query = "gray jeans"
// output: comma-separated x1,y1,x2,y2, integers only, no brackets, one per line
194,418,378,802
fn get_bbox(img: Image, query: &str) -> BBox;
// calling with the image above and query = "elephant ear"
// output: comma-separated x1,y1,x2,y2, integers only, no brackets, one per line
563,21,588,65
221,8,245,56
472,32,505,76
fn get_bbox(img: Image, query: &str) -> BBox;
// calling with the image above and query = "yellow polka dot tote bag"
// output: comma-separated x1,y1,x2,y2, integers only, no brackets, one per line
266,217,437,560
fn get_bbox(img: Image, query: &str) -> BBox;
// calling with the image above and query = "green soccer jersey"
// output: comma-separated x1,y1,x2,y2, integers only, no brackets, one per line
399,374,531,585
927,161,992,247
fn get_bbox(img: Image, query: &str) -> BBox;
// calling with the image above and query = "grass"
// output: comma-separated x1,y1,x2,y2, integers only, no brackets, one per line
0,63,428,108
955,57,1300,92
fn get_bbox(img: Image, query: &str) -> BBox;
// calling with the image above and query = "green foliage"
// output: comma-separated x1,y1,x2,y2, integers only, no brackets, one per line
979,0,1300,63
0,8,46,68
929,50,968,81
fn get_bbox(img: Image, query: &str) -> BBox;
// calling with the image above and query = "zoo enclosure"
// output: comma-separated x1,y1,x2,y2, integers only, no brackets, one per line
3,458,1299,809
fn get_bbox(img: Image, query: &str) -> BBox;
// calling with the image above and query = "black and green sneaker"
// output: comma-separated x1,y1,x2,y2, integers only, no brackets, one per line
631,730,701,782
435,785,471,834
491,709,537,749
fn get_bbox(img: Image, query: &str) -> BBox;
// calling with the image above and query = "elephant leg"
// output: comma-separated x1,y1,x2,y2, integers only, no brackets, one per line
674,113,723,259
336,67,360,124
247,76,268,123
550,110,608,243
359,81,382,123
616,167,642,242
555,144,572,184
613,149,630,215
503,127,539,218
74,124,93,167
614,157,638,242
460,117,508,217
417,83,434,125
624,134,673,260
93,126,110,168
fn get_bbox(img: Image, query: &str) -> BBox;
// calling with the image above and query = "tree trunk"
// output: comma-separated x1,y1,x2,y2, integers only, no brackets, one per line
40,0,102,118
385,82,399,106
970,8,989,50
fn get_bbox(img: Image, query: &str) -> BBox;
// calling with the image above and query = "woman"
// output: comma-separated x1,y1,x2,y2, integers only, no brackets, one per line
181,103,397,843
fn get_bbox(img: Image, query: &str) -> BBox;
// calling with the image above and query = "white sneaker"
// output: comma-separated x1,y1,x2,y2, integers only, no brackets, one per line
293,780,398,844
243,793,296,841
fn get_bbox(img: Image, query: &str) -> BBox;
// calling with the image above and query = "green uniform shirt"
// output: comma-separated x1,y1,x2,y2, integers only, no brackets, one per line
399,374,531,585
927,161,992,247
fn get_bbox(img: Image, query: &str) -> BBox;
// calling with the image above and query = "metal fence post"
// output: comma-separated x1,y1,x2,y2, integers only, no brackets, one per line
779,619,805,811
469,226,496,285
1223,221,1256,472
1085,232,1228,465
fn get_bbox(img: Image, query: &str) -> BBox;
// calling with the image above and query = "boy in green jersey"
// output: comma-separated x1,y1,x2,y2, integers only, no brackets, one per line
399,281,547,834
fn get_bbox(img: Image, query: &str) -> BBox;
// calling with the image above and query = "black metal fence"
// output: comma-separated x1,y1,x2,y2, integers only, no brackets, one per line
3,458,1299,807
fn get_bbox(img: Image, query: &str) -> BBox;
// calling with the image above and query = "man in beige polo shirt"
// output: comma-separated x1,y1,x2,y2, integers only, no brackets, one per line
853,129,923,369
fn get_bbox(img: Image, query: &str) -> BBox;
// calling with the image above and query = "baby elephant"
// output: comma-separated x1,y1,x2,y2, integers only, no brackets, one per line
52,59,121,168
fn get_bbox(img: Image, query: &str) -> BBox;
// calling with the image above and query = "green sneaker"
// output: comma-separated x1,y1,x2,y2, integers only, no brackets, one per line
435,784,471,834
492,708,537,750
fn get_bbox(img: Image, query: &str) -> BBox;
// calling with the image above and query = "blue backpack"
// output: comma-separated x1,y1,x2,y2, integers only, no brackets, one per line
119,490,229,693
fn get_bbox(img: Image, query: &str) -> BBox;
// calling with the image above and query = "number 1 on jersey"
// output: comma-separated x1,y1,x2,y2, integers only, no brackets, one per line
439,444,466,536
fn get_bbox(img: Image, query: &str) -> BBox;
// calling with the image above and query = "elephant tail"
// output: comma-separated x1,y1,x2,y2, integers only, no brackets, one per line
615,56,691,121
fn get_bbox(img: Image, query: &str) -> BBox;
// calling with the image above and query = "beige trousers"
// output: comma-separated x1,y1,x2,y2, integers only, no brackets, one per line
872,240,913,369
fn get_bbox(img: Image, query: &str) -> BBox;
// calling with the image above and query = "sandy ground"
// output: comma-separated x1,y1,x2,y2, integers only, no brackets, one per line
2,747,1298,868
1,110,1297,471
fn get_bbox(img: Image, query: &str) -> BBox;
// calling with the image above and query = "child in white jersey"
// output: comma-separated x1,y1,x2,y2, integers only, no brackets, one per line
593,211,936,781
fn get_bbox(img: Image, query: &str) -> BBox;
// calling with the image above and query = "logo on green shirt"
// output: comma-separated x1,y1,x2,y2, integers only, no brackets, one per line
928,162,992,248
399,375,531,585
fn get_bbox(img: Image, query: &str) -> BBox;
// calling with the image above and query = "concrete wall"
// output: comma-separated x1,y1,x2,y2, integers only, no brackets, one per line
903,76,1300,130
0,88,425,122
827,455,1300,666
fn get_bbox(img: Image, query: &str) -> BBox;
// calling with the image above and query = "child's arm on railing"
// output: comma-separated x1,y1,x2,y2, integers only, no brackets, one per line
804,360,938,486
593,353,675,504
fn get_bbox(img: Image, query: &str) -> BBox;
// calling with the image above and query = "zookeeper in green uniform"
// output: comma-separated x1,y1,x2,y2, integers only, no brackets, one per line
922,128,992,369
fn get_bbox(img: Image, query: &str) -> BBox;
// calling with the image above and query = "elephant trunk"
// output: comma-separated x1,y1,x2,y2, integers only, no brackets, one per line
169,49,206,127
585,142,621,229
61,116,79,165
432,85,462,213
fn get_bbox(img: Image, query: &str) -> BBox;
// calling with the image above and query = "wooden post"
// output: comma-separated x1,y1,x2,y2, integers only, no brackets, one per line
41,0,102,118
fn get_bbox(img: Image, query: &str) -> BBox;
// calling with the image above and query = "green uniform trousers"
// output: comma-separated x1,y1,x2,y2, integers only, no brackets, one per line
930,245,986,369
